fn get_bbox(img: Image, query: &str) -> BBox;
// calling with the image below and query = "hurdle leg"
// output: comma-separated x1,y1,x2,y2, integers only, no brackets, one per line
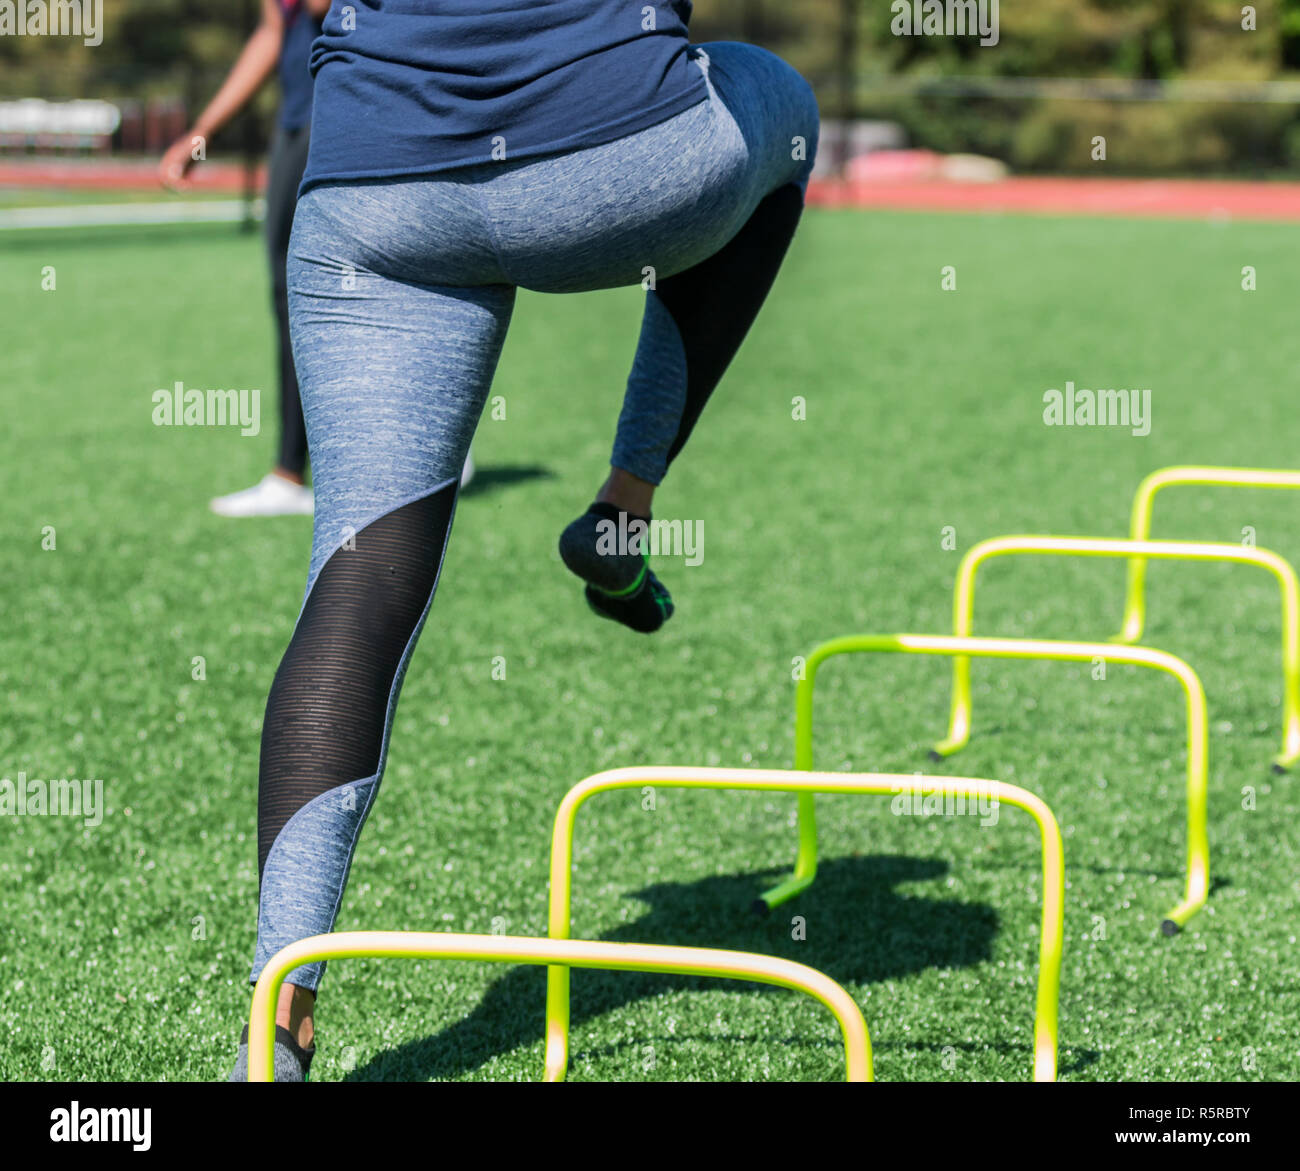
1115,470,1163,643
754,792,818,913
1277,703,1300,774
1159,745,1210,935
1275,567,1300,772
1115,557,1150,645
931,653,973,758
758,665,824,910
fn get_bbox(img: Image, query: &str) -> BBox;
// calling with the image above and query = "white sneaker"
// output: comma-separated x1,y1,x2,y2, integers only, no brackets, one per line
210,473,314,518
461,447,476,489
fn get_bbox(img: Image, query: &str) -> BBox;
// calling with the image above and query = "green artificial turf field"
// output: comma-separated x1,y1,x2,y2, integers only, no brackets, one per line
3,208,1299,1082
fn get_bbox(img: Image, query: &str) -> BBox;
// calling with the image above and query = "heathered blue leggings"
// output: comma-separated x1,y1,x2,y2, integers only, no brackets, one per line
251,42,819,990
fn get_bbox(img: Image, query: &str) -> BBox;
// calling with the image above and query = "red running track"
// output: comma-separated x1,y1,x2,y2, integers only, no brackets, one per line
0,159,262,190
807,175,1300,222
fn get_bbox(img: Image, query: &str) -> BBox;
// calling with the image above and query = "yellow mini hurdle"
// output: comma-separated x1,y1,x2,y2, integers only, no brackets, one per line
939,534,1300,771
766,633,1209,936
1120,465,1300,645
543,766,1065,1083
249,931,873,1082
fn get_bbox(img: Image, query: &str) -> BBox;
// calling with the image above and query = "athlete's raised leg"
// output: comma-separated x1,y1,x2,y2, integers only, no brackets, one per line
556,43,820,630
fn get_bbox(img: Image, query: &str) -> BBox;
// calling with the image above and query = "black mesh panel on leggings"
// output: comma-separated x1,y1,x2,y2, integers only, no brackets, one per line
256,481,457,879
659,182,806,467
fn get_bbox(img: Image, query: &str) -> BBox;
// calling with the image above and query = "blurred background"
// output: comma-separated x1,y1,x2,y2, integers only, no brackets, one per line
4,0,1300,231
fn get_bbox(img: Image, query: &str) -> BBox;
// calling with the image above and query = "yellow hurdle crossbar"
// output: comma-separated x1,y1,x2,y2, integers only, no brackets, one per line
939,535,1300,771
249,931,872,1082
544,766,1065,1083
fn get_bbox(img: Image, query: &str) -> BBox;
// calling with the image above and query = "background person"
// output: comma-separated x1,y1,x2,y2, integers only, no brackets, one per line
159,0,328,516
159,0,477,518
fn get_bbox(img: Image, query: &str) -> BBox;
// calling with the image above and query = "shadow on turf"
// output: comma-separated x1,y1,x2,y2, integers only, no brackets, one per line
459,464,554,497
345,853,1010,1082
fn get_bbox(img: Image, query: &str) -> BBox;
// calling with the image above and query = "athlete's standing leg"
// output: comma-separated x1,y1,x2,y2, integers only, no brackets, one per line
227,180,515,1080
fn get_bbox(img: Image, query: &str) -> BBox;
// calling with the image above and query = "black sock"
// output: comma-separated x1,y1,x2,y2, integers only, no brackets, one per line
559,501,651,593
559,502,674,633
235,1024,315,1076
584,568,674,633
